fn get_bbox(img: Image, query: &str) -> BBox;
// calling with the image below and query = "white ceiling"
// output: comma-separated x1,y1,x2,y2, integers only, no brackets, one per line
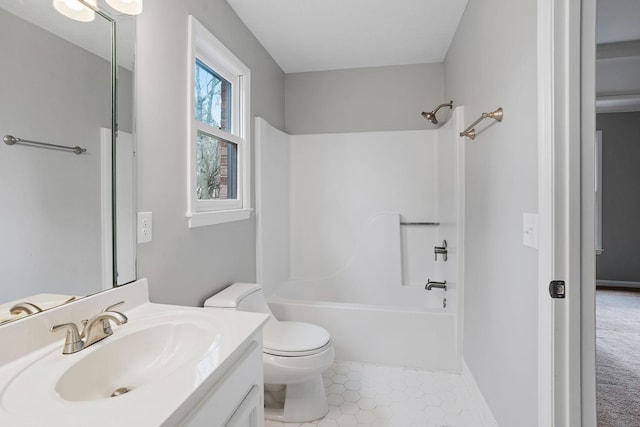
226,0,468,73
597,0,640,44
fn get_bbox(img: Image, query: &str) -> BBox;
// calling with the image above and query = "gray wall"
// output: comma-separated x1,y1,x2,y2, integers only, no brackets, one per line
597,51,640,97
285,63,444,134
444,1,539,426
135,0,285,306
0,9,131,303
596,112,640,283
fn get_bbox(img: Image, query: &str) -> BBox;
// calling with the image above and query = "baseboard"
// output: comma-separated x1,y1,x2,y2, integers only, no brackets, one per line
462,360,499,427
596,280,640,289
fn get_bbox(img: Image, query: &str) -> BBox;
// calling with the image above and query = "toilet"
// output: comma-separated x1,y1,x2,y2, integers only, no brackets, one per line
204,283,335,422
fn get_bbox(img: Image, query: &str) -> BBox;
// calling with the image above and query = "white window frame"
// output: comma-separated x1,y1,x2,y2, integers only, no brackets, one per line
186,15,251,228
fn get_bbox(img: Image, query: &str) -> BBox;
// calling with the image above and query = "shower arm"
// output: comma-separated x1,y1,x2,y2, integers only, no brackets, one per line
432,101,453,115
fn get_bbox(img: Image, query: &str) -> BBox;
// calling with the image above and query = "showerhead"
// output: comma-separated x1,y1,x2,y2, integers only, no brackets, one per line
421,111,439,124
421,101,454,125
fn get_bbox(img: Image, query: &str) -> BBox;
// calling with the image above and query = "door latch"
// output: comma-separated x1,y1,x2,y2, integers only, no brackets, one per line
549,280,565,299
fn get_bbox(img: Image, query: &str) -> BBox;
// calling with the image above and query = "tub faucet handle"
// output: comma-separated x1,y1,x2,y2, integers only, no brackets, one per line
426,279,447,291
434,240,448,261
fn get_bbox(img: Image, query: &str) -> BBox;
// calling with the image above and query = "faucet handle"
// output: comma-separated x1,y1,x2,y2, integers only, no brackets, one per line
78,319,89,339
100,301,127,335
83,312,128,347
425,279,447,291
50,322,84,354
434,240,448,262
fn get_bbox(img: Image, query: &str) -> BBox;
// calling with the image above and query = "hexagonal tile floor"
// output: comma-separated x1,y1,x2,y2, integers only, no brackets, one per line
264,360,489,427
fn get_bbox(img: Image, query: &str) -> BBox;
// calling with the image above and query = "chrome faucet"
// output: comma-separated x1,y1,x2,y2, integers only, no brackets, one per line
425,279,447,291
50,301,128,354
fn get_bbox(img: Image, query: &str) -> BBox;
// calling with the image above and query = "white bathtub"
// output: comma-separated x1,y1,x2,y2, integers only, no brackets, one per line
268,280,461,372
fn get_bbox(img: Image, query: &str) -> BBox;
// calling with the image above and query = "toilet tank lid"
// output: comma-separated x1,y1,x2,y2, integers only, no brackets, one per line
204,283,262,308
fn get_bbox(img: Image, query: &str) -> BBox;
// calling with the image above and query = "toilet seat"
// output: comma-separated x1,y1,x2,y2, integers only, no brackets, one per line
263,321,331,357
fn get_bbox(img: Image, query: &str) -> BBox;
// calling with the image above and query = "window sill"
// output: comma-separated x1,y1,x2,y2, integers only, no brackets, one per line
186,208,252,228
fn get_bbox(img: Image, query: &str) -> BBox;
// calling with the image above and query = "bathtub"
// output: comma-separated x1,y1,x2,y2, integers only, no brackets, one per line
267,280,461,372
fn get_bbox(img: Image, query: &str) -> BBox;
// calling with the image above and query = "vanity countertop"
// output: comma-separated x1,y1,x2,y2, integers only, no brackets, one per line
0,279,269,426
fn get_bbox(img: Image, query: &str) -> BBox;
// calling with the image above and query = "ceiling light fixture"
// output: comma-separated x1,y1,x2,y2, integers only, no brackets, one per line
53,0,98,22
105,0,143,16
53,0,142,22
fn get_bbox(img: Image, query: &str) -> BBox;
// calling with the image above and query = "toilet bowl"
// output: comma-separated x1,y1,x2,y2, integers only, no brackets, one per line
204,283,335,422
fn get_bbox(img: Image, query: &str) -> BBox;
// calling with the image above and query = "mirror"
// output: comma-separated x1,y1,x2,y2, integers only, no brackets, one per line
0,0,135,323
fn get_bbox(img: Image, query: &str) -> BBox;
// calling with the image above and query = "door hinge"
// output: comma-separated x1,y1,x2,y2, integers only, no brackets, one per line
549,280,566,299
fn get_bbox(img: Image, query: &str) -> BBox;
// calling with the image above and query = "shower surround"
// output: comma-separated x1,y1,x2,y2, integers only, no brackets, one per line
256,108,464,370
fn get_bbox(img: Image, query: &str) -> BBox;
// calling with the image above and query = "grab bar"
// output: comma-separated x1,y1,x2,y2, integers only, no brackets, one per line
400,222,440,226
3,135,86,155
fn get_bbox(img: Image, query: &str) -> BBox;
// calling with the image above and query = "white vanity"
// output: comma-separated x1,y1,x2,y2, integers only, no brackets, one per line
0,279,268,427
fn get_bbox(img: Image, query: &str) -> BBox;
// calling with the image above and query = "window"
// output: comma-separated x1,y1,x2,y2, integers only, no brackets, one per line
187,16,251,227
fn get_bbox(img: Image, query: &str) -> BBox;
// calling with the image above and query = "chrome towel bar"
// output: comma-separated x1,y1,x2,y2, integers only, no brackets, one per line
3,135,86,155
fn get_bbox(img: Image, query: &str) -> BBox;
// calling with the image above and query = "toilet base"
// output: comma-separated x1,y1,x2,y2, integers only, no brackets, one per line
263,376,328,422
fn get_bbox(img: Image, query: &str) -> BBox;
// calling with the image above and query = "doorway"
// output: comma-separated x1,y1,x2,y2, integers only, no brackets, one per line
592,0,640,425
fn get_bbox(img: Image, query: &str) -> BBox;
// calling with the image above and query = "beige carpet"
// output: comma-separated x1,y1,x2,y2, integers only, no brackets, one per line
596,289,640,427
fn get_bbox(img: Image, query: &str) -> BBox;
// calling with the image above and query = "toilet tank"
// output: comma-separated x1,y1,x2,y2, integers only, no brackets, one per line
204,283,276,319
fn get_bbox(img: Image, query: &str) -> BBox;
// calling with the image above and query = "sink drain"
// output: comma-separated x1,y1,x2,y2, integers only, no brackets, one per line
111,387,132,398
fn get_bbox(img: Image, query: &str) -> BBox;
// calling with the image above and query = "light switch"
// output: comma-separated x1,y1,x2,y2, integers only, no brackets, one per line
522,213,538,249
137,212,152,243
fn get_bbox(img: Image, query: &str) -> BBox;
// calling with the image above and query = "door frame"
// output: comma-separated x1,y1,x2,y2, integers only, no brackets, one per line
538,0,597,425
580,0,598,425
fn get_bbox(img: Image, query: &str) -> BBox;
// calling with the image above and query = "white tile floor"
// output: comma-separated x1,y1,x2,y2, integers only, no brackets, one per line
264,360,487,427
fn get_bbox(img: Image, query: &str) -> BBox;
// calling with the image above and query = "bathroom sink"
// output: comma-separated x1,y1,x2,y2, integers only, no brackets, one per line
0,279,270,427
0,309,222,413
55,321,216,401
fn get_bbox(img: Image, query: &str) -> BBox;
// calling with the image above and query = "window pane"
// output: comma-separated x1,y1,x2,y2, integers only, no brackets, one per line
197,131,238,200
195,59,232,131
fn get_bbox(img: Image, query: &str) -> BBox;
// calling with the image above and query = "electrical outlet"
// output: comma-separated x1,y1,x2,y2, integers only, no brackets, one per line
137,212,152,243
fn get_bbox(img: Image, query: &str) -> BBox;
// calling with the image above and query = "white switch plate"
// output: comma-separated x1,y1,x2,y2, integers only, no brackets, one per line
522,213,538,249
137,212,152,243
